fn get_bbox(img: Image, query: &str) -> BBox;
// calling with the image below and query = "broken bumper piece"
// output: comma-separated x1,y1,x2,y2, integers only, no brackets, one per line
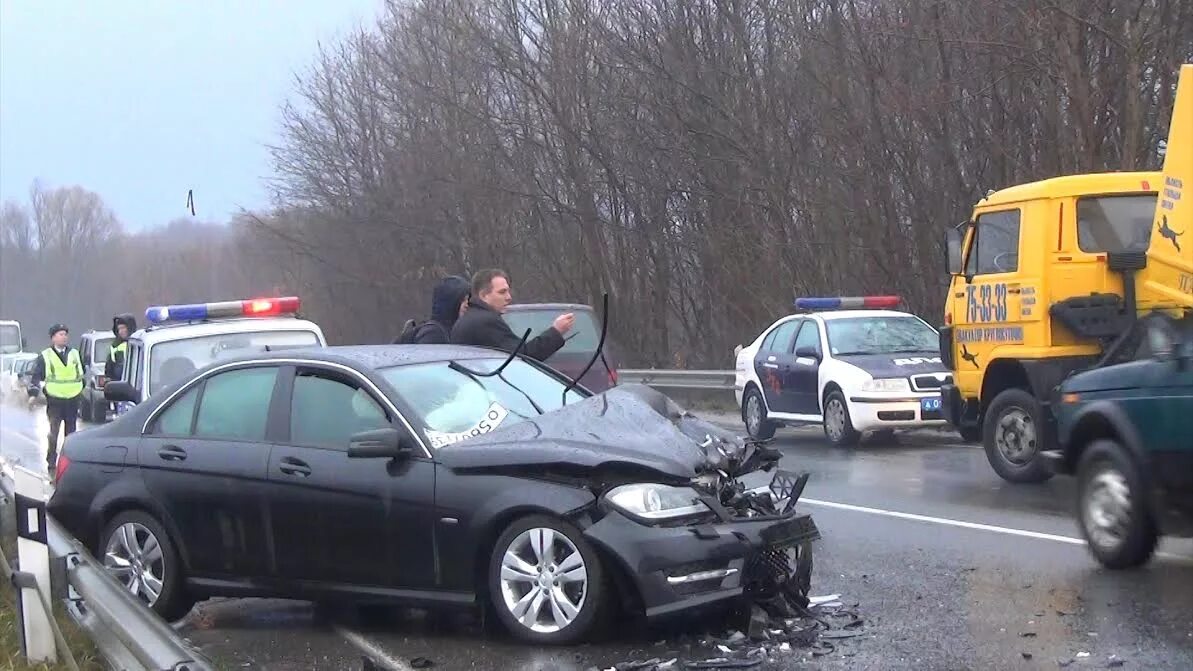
584,480,820,620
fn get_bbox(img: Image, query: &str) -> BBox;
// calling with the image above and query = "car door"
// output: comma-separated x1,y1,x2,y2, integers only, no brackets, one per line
138,364,278,579
265,364,438,590
788,320,825,415
754,320,802,414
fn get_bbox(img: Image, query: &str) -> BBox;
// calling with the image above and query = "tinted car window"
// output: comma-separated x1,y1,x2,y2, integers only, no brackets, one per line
1077,195,1156,253
793,321,821,355
290,370,390,447
381,358,586,449
193,367,277,441
150,384,200,435
826,316,938,356
503,309,599,354
768,320,801,353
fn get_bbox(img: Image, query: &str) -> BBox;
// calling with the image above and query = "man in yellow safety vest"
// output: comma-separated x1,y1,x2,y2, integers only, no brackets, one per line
29,323,84,472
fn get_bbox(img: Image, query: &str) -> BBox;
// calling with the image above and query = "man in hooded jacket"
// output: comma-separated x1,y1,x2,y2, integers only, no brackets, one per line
105,314,136,383
397,275,472,344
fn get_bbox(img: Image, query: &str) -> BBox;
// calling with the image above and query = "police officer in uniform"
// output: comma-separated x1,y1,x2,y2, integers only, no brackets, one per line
105,314,136,383
29,324,84,470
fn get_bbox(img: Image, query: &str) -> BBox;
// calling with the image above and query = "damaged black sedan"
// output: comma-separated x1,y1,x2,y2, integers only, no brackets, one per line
47,345,820,644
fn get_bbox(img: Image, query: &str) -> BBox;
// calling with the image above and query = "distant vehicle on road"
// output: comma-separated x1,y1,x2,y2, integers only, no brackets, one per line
104,297,327,416
52,344,819,644
734,296,952,446
1043,313,1193,569
502,302,621,393
0,319,24,355
1,352,37,402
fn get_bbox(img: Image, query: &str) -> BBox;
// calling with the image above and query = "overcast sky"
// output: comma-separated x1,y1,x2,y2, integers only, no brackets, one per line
0,0,380,231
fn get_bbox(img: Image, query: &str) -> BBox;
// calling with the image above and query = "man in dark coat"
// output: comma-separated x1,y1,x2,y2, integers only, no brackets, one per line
451,268,574,361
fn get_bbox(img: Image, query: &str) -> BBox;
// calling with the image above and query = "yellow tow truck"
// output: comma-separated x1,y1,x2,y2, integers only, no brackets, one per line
939,63,1193,483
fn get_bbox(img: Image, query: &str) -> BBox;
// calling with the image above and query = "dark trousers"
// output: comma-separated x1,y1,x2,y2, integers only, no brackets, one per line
46,395,79,465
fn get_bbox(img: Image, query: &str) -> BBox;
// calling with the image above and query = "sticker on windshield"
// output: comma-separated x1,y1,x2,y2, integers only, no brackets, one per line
425,403,509,449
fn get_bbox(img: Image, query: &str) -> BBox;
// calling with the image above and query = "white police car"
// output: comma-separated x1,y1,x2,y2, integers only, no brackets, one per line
105,297,327,416
734,296,952,446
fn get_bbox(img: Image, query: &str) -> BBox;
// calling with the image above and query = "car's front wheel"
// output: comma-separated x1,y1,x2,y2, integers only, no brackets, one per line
1077,439,1158,569
488,515,607,645
100,511,193,621
822,390,859,447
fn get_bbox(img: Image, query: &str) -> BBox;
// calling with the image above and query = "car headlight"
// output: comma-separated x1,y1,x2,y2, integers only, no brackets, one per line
860,377,911,392
605,483,712,521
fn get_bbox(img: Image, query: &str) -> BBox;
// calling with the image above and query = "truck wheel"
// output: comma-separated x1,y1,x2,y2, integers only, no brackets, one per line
983,388,1053,483
1077,439,1158,569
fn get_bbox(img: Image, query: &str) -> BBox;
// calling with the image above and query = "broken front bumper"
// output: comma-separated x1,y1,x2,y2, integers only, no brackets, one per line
583,473,821,620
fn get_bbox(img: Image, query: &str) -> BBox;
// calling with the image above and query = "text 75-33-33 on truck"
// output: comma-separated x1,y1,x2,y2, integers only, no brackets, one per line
938,63,1193,484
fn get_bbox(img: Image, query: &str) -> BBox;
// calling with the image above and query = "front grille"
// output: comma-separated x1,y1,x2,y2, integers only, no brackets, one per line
911,373,952,391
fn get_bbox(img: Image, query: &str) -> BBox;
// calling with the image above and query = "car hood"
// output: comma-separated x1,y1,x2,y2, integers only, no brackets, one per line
1061,359,1179,393
433,383,745,481
833,351,946,378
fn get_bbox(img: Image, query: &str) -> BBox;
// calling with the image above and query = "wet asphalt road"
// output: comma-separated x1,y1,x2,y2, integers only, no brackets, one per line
2,399,1192,671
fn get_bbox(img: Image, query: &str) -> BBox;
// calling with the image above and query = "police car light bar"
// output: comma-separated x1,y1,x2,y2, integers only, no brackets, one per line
794,295,901,311
145,297,302,324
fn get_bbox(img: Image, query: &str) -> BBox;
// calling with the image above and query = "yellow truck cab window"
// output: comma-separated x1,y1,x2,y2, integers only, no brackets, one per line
966,210,1021,275
1076,194,1156,253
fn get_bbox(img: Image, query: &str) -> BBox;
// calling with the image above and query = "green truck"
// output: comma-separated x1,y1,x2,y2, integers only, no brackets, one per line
1042,313,1193,568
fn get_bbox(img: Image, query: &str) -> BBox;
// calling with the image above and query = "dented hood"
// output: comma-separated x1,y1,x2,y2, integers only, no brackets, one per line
433,383,744,481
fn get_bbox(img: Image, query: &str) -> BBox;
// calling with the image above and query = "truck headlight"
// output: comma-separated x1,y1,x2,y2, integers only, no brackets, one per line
861,377,911,392
606,483,712,522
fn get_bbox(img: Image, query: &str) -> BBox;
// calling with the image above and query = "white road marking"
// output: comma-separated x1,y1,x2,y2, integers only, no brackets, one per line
1,428,39,447
335,625,415,671
801,497,1191,563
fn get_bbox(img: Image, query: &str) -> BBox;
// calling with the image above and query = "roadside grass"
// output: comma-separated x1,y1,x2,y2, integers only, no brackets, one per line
1,523,104,670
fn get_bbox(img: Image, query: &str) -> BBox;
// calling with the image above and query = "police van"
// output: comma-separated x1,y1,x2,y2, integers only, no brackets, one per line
104,297,327,415
734,296,952,446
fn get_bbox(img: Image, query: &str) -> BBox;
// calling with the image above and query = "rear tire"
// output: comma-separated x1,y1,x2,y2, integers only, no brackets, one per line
742,387,778,440
1077,439,1158,569
487,515,608,645
983,388,1052,483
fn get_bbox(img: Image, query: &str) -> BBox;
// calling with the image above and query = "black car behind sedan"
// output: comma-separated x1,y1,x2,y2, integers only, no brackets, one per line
48,344,819,644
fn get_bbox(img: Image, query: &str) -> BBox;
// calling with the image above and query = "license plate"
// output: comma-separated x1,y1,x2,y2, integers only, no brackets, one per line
920,396,942,412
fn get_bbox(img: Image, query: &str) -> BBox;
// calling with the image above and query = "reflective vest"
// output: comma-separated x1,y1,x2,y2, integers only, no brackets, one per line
110,340,127,364
41,347,83,399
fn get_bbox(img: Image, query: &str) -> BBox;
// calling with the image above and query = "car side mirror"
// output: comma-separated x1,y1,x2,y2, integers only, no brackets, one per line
104,381,139,403
347,427,416,459
795,345,821,360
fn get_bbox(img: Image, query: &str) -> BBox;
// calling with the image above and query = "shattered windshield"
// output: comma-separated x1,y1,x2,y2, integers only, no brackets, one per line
148,329,320,395
380,358,587,449
826,317,938,356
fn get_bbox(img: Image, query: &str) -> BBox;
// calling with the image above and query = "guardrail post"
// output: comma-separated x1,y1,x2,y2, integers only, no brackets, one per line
13,466,56,664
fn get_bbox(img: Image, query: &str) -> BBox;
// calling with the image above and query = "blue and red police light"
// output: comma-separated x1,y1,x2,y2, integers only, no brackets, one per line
145,297,302,325
793,296,901,311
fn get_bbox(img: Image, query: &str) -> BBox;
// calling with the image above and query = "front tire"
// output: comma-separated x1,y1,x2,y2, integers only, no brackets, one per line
983,388,1053,483
100,511,194,621
822,390,859,447
742,387,777,440
488,515,607,645
1077,439,1158,569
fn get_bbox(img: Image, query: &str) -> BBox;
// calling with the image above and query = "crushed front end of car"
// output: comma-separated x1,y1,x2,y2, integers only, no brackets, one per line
578,384,821,621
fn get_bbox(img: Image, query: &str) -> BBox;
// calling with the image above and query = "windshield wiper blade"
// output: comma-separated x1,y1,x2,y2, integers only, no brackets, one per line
449,328,531,378
562,292,610,406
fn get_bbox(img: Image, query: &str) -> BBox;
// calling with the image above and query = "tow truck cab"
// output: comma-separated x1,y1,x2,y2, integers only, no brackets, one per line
104,297,327,411
939,63,1193,483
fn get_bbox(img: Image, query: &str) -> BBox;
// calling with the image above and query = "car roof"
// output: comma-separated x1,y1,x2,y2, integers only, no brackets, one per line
504,303,594,312
131,317,323,345
192,344,527,371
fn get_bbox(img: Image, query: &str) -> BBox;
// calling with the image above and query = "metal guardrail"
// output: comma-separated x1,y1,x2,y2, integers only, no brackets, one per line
619,369,737,390
0,460,213,671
